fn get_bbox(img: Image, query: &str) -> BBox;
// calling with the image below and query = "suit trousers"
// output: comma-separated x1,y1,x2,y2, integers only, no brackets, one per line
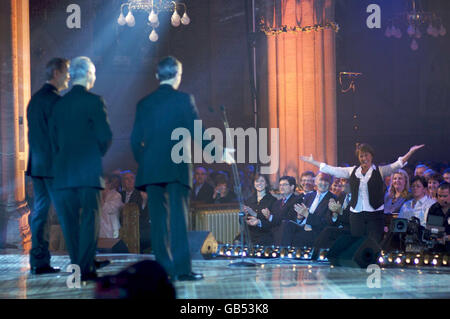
53,187,101,275
29,177,54,268
279,220,317,247
349,210,384,244
146,182,192,277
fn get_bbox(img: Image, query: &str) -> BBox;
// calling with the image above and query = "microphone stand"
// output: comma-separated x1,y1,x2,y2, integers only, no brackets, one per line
218,105,255,268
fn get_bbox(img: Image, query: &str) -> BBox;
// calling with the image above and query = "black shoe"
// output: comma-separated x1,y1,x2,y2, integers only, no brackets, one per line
94,259,111,269
81,272,98,282
30,266,61,275
175,272,204,281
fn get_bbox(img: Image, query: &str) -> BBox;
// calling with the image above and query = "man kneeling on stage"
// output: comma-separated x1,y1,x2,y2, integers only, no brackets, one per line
280,172,342,247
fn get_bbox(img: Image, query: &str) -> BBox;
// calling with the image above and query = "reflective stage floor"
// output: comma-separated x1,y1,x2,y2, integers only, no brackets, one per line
0,249,449,299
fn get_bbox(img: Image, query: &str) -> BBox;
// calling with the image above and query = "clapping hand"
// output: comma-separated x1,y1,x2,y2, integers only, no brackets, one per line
246,216,260,226
261,208,271,220
328,198,342,214
294,203,309,219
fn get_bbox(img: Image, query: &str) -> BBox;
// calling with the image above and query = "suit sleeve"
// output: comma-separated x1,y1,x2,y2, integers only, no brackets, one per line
130,102,144,162
93,97,113,156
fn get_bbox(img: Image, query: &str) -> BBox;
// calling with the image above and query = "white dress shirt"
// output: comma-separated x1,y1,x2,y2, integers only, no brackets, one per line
319,157,406,213
399,195,436,226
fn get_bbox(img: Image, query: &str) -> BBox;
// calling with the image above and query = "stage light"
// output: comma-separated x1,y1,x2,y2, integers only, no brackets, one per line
378,256,385,264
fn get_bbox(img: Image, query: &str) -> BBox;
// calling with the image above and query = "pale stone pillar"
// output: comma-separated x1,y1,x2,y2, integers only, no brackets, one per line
264,0,337,185
0,0,31,250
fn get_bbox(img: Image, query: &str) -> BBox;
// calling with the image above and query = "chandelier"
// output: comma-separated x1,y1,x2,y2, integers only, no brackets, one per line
117,0,190,42
384,0,446,51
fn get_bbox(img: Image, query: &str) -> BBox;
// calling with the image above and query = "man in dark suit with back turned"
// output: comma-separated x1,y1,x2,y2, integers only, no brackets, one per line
131,56,206,281
50,56,113,282
26,58,70,274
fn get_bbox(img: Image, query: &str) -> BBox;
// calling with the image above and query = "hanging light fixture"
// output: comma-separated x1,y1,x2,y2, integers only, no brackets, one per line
117,0,190,42
385,0,446,51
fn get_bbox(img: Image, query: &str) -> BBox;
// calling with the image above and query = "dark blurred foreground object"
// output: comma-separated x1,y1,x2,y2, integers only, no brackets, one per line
95,260,175,299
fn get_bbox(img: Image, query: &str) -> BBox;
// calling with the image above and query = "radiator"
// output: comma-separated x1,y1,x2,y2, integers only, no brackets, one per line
192,207,240,244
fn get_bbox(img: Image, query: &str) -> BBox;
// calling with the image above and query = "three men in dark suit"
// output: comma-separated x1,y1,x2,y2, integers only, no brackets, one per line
130,56,203,281
26,58,70,274
50,56,113,281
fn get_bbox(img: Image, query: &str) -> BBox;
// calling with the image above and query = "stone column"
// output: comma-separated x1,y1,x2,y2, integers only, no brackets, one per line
263,0,337,184
0,0,31,250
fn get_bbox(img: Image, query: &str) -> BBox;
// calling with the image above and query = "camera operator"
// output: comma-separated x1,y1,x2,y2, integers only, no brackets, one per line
425,182,450,251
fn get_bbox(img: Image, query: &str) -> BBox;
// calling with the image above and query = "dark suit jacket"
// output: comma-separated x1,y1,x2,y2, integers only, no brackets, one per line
260,193,304,230
131,84,199,190
26,83,61,177
49,85,112,189
192,183,214,203
303,191,337,235
246,192,278,245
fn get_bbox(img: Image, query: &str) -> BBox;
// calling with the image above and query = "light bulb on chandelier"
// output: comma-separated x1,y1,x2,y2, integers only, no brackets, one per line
181,12,190,25
125,11,135,27
149,29,159,42
148,9,159,24
171,10,181,27
117,12,126,25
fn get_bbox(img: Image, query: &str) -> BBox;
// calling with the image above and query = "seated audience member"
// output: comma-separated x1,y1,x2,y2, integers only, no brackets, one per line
279,172,341,247
427,173,444,200
414,164,428,177
443,168,450,184
398,176,436,226
247,176,303,245
383,169,411,231
99,175,124,239
120,171,150,253
423,168,437,180
243,173,277,246
330,177,345,202
299,171,316,195
425,182,450,250
212,175,237,204
191,166,214,204
384,175,391,192
384,169,411,215
110,173,122,193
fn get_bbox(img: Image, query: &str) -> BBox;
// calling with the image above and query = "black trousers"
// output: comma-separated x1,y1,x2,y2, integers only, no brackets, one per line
29,177,54,268
146,182,192,277
53,187,101,275
349,210,385,243
279,220,317,247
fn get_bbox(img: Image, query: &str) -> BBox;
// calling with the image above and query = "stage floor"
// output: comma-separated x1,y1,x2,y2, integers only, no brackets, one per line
0,249,449,299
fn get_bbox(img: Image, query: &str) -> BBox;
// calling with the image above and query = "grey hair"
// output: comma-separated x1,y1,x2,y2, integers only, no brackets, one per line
69,56,94,82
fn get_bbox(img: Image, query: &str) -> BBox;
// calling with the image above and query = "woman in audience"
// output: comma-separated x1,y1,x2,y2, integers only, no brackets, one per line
383,169,411,231
384,169,411,215
244,173,277,246
398,176,436,226
427,173,444,200
212,174,237,204
99,175,124,239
